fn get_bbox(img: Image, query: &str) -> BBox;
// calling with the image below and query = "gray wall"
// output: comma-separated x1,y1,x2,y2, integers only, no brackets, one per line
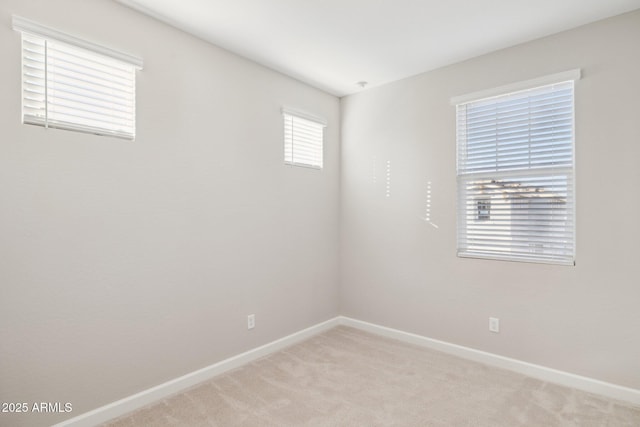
0,1,340,426
340,10,640,390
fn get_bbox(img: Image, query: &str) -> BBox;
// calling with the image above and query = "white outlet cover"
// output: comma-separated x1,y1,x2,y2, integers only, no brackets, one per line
489,317,500,333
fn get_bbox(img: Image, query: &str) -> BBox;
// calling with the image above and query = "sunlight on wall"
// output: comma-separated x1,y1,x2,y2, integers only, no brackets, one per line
385,160,391,198
423,180,439,228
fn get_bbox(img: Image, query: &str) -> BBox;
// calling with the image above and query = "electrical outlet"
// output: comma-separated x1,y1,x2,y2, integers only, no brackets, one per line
247,314,255,330
489,317,500,333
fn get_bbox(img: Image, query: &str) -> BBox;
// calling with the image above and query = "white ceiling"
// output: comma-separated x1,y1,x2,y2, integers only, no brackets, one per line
116,0,640,97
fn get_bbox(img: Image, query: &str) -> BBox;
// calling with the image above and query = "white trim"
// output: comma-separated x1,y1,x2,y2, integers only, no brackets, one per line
285,161,322,170
12,15,143,69
450,69,581,106
52,318,340,427
54,316,640,426
282,106,327,126
338,316,640,406
457,252,576,266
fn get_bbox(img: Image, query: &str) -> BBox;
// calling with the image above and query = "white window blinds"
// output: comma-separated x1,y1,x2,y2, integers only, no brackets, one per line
13,16,142,140
283,108,326,169
455,73,578,265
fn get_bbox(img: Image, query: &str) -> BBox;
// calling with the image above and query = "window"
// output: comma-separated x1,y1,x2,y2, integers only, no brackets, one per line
477,199,491,221
282,107,326,169
13,16,143,140
453,70,579,265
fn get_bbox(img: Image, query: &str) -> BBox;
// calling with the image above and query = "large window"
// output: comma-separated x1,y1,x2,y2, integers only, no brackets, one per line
283,107,326,169
454,71,579,265
13,16,143,140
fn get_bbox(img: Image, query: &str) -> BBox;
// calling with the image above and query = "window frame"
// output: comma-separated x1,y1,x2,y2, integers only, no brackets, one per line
452,70,580,266
282,106,326,170
12,15,143,140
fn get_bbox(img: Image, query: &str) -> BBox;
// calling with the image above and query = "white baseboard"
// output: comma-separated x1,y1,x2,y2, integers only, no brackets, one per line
52,317,341,427
338,316,640,406
55,315,639,426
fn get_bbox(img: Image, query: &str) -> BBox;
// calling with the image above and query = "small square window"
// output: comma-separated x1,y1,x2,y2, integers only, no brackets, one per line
282,108,326,169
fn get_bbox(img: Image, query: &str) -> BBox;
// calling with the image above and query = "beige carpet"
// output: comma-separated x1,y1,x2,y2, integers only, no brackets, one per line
103,326,640,426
